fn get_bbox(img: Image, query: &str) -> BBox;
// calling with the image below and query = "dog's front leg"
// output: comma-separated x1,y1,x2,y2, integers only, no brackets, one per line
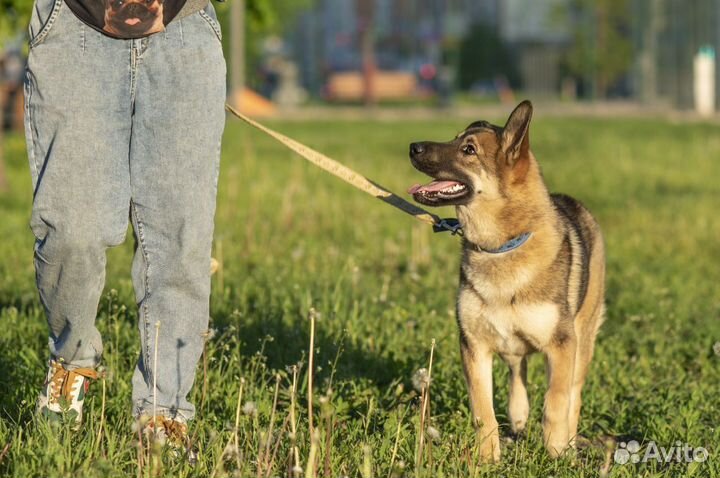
542,332,576,458
460,336,500,463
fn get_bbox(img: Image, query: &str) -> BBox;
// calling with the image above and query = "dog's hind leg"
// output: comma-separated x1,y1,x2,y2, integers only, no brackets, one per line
569,303,605,446
505,354,529,435
543,333,576,458
569,241,606,446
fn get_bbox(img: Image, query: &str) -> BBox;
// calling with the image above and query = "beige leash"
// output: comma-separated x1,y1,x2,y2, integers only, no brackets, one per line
225,104,462,235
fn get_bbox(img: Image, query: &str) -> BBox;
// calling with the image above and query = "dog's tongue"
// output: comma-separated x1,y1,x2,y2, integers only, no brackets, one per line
408,180,461,194
125,17,142,26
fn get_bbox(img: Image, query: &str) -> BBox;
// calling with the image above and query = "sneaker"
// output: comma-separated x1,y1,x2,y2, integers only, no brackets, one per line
140,415,198,464
37,359,100,425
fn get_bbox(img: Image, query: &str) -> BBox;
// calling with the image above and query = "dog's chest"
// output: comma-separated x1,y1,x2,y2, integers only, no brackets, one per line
458,289,560,354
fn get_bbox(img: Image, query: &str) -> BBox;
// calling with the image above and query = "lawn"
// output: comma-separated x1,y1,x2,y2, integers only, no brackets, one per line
0,113,719,477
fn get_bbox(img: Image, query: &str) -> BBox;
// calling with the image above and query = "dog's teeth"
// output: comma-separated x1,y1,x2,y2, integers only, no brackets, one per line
441,184,465,194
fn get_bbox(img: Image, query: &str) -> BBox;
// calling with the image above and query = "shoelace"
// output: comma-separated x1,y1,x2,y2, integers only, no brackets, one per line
48,362,100,403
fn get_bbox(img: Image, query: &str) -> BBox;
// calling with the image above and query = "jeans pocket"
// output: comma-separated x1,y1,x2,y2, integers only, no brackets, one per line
33,240,55,265
28,0,64,49
198,6,222,43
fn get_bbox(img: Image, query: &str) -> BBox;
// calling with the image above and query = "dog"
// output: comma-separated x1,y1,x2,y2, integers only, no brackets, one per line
103,0,165,37
408,101,605,462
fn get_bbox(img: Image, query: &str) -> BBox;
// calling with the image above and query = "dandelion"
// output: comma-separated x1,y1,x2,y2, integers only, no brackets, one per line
412,368,430,392
389,460,406,478
713,341,720,356
131,414,151,432
222,441,239,461
291,246,304,261
242,401,258,416
151,432,167,447
426,426,441,442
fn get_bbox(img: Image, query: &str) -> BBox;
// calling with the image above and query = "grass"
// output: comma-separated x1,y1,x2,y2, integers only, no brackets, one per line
1,113,719,477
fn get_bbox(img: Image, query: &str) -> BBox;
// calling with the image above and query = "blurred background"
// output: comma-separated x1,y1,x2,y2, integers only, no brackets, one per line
216,0,719,115
2,0,719,121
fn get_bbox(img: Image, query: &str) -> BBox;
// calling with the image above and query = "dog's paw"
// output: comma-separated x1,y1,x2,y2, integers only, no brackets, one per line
477,432,501,463
545,439,570,459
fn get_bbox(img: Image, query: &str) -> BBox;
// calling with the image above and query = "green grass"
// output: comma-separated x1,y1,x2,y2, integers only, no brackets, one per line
1,115,719,477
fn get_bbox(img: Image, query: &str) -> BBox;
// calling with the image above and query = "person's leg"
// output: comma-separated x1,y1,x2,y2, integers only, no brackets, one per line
129,5,226,421
25,0,133,371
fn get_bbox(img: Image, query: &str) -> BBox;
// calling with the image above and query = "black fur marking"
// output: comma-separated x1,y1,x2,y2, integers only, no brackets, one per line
461,121,502,137
552,194,592,312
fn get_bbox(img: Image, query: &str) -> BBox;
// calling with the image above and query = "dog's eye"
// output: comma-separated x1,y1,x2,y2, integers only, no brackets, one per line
462,144,476,155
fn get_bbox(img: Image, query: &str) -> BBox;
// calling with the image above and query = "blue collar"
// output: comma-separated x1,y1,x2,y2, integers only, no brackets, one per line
468,232,532,254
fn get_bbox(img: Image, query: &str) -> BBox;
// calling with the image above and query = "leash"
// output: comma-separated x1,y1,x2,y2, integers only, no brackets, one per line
225,104,462,236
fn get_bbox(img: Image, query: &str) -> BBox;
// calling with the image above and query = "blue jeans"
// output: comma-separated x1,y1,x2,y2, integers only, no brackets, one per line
24,0,226,421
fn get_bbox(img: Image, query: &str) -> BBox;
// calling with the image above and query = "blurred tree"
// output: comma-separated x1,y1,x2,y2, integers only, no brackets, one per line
244,0,313,32
213,0,314,92
0,0,32,42
457,24,521,91
0,0,28,192
565,0,633,98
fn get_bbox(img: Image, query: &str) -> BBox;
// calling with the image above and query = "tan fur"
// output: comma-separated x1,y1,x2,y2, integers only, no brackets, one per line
409,101,605,462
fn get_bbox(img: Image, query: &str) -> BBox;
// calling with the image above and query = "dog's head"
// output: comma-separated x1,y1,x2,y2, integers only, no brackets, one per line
408,100,534,207
104,0,164,33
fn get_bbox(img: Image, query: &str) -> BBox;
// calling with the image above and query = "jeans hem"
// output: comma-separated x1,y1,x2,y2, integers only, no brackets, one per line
134,404,193,423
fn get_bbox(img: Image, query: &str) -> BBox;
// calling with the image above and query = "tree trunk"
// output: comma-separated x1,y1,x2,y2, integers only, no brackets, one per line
0,85,8,193
595,2,608,98
640,0,660,104
355,0,377,106
230,0,246,108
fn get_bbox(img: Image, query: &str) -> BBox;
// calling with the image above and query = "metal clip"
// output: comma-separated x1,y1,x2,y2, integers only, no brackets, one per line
433,218,463,235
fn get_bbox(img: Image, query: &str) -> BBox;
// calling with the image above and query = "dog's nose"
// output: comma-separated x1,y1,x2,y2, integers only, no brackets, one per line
410,142,425,156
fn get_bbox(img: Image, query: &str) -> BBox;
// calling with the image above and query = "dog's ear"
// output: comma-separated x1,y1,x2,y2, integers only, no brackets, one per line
501,100,533,166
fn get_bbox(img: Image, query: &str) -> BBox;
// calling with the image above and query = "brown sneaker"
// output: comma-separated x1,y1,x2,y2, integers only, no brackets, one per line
140,415,198,464
37,359,100,426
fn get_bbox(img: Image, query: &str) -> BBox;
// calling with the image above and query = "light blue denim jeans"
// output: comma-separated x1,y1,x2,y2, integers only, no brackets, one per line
24,0,226,421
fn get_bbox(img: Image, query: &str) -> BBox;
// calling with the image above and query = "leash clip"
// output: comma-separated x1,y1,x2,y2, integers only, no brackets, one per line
433,218,463,235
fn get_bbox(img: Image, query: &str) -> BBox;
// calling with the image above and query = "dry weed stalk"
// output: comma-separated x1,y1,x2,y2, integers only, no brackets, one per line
415,338,436,474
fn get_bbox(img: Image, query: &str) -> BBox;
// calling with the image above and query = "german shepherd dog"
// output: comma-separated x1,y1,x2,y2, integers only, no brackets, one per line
408,101,605,461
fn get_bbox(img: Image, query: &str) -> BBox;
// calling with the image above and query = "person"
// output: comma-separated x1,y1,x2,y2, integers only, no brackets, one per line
24,0,226,458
